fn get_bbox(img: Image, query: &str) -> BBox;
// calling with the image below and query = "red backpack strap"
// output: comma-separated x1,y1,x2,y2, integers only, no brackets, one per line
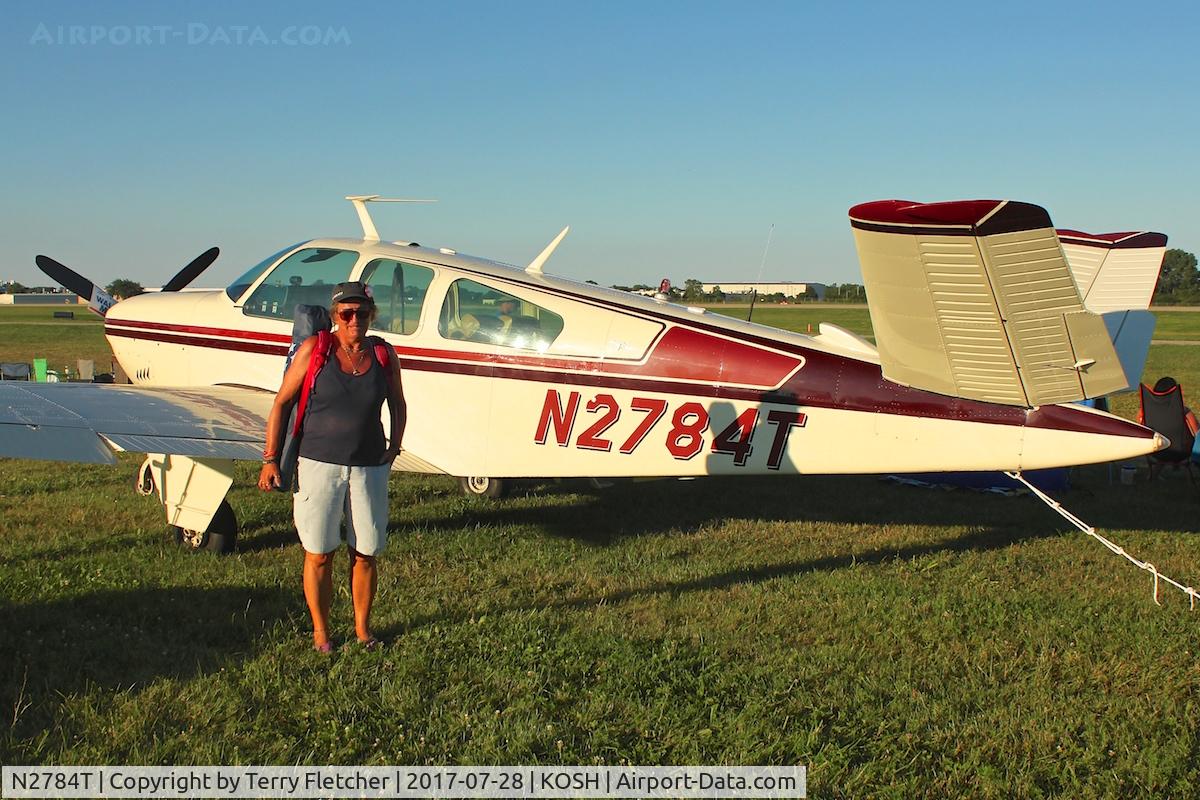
369,336,396,387
293,331,334,435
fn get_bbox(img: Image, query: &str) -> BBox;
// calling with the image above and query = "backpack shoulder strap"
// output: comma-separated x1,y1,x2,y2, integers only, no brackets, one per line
293,332,335,436
367,335,396,386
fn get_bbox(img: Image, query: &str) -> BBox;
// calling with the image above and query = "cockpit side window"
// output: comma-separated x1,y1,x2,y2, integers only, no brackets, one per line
241,248,359,321
224,242,305,302
438,278,564,351
359,259,435,335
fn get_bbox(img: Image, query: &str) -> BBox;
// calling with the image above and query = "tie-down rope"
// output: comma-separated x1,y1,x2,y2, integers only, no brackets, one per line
1005,471,1198,609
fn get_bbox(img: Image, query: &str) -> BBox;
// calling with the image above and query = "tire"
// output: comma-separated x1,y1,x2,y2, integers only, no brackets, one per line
459,476,509,499
172,500,238,554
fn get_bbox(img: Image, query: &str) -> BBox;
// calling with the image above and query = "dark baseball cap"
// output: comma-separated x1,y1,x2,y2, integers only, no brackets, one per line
331,281,373,304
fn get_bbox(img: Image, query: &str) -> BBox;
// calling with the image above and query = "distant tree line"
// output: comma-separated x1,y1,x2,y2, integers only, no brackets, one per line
105,279,144,299
1151,249,1200,305
1,278,146,298
610,279,863,304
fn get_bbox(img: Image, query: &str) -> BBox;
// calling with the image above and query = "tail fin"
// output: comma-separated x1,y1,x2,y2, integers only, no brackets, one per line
849,199,1131,407
1058,230,1167,313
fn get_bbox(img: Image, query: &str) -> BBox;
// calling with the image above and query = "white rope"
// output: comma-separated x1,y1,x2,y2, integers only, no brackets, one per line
1005,471,1198,609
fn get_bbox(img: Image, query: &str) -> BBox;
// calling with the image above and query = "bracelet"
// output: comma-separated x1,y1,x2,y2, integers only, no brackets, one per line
263,456,278,465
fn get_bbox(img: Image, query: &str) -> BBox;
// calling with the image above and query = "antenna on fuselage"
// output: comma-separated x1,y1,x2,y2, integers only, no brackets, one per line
747,223,774,323
345,195,437,242
526,226,570,275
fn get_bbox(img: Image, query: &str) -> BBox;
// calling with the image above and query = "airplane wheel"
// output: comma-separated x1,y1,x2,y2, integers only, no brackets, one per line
134,460,156,496
459,476,509,499
172,500,238,555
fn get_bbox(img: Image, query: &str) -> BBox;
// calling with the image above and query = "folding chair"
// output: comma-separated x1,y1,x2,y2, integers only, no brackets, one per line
1138,377,1199,481
0,362,31,380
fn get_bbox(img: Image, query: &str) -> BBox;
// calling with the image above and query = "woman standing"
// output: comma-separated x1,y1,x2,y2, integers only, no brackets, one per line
258,281,406,652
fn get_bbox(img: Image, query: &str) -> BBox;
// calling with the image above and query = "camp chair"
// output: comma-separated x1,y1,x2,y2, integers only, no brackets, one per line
1138,377,1199,481
0,362,31,380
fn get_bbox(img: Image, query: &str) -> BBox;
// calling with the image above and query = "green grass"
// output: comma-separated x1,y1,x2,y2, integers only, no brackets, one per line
708,304,1200,342
3,305,1200,796
2,462,1200,796
0,306,112,374
1143,309,1200,341
709,304,875,338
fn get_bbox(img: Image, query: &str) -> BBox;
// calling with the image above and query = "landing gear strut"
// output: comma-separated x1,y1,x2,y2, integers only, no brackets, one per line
138,454,240,555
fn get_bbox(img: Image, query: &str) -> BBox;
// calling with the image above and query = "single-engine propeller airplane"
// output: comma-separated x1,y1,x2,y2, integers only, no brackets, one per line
0,196,1169,553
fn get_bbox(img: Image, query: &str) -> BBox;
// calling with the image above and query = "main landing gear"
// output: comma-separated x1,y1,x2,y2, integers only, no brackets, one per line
138,454,240,554
458,476,510,499
173,499,238,555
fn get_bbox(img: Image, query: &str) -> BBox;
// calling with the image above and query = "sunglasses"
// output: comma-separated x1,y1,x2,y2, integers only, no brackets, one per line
336,307,370,322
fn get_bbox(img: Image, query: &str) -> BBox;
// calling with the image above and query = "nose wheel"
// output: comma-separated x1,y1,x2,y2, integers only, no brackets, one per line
459,476,509,499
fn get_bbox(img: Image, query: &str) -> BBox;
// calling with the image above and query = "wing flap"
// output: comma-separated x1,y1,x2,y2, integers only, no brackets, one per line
101,434,264,461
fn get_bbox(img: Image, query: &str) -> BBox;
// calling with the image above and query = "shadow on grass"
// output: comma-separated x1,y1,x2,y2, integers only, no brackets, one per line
409,471,1200,546
384,522,1064,638
237,526,301,553
0,585,291,757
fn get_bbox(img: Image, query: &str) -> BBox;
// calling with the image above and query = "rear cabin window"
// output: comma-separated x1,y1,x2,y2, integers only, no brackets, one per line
241,248,359,321
438,279,564,351
359,258,435,335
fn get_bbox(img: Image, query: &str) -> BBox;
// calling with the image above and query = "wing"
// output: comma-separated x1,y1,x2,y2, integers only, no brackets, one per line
849,199,1131,407
0,383,272,464
1057,229,1167,313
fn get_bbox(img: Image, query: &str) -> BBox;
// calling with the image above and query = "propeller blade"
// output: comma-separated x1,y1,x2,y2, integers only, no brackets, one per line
35,255,117,317
161,246,220,292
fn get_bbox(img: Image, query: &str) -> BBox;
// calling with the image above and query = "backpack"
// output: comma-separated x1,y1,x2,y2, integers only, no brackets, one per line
274,305,393,493
291,330,392,439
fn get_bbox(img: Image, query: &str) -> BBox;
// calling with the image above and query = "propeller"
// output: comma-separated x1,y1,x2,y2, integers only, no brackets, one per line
35,255,117,317
35,247,220,317
161,246,220,292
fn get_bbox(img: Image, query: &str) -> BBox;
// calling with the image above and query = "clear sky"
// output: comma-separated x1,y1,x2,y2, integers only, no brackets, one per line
2,0,1197,290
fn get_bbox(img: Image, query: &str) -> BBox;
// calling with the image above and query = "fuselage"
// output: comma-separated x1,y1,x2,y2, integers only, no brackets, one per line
102,237,1163,479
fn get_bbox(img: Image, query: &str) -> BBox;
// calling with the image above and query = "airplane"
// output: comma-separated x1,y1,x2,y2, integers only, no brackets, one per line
0,196,1169,554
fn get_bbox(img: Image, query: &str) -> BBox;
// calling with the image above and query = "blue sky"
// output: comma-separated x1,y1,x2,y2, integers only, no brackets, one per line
2,0,1197,289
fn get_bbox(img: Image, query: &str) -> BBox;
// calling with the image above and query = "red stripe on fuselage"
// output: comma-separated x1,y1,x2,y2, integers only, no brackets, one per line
107,320,803,389
107,317,292,343
106,327,289,356
105,317,1153,439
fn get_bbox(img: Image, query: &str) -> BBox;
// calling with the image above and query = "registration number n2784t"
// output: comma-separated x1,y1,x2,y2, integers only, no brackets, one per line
533,389,806,469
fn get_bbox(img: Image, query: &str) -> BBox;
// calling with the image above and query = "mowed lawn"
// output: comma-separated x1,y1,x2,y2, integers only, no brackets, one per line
2,303,1200,797
0,305,114,374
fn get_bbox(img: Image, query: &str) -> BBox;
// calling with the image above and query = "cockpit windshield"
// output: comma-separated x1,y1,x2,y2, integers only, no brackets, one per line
224,242,305,302
241,247,361,321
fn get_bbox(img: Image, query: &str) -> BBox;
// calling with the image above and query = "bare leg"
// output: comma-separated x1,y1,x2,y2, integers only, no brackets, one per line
348,547,377,642
303,551,336,648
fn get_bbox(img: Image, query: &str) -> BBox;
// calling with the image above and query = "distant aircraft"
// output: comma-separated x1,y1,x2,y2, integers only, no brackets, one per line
0,196,1168,552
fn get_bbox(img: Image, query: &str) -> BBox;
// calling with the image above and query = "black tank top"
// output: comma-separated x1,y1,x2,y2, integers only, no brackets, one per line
299,341,388,466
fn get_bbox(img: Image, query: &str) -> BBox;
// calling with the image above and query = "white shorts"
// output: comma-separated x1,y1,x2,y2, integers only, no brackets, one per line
293,457,391,556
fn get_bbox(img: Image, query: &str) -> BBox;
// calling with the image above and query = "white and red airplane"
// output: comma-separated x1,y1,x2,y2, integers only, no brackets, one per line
0,196,1169,552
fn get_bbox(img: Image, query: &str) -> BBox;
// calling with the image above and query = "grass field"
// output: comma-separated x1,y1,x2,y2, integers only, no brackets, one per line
3,304,1200,796
0,305,114,375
